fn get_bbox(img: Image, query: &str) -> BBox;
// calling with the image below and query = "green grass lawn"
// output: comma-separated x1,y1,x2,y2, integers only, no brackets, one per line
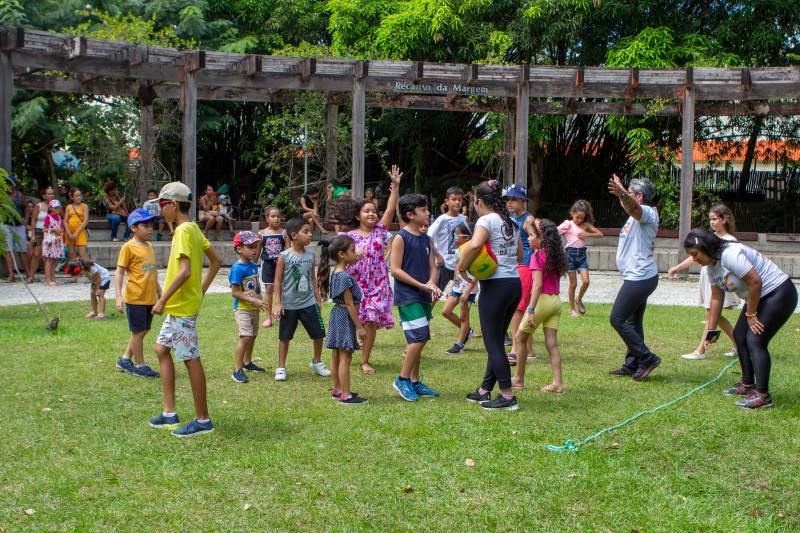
1,295,799,531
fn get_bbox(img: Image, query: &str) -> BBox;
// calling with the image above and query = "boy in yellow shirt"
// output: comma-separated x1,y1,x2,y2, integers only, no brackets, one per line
148,182,222,438
114,208,161,378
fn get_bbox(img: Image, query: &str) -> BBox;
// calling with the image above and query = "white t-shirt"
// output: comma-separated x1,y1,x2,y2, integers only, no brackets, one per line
451,268,479,295
427,213,465,270
90,263,112,286
616,205,659,281
708,242,788,299
475,212,519,280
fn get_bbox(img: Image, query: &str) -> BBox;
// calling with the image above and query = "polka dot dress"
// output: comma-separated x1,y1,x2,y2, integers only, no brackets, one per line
326,271,363,352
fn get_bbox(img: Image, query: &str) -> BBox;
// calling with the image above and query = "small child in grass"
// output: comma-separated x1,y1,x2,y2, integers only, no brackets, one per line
558,199,603,317
390,192,442,402
68,258,111,319
148,182,222,438
258,205,286,328
442,222,479,355
114,209,162,378
229,231,267,384
272,217,331,382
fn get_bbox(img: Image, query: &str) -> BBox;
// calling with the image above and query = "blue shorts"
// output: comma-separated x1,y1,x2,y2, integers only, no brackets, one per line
566,247,589,272
449,291,476,304
126,304,154,333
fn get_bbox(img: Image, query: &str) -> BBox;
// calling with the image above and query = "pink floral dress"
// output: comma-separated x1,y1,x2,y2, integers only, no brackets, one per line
345,222,394,329
42,214,65,259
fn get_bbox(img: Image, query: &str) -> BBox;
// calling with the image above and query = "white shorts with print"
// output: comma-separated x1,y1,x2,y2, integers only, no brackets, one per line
156,315,200,361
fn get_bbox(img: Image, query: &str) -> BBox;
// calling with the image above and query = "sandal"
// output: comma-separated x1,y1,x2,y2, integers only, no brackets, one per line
85,312,97,318
577,300,586,315
95,313,106,320
360,362,376,375
569,310,580,318
507,352,517,366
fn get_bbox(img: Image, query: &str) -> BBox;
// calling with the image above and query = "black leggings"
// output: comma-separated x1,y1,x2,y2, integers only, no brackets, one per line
734,278,797,394
478,277,522,391
609,275,659,371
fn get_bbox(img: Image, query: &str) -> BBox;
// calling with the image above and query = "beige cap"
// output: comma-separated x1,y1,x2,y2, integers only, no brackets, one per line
158,182,193,203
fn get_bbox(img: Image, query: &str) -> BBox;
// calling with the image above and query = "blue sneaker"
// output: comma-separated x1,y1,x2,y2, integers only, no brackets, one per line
414,381,440,397
132,364,160,378
393,376,419,401
232,368,249,383
116,357,136,374
149,413,180,429
243,362,265,373
171,419,214,438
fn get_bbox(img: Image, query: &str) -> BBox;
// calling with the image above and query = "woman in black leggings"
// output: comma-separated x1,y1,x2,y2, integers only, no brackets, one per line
684,228,797,409
458,180,522,411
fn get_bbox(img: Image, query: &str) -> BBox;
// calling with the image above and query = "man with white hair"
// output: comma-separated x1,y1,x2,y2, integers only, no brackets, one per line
607,174,661,381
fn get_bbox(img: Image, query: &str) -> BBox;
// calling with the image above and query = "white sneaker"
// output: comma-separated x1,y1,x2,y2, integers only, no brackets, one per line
724,348,737,357
275,367,287,381
309,360,331,377
681,351,707,360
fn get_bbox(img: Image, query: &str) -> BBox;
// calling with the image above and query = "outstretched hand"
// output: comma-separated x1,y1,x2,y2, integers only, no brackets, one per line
607,174,627,197
389,165,403,185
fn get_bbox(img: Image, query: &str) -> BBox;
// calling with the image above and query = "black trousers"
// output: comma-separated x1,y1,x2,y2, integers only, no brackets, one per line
609,275,659,372
734,278,797,393
478,277,522,391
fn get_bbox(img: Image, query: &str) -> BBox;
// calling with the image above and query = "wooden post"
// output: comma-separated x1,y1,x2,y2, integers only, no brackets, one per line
0,52,12,175
139,101,154,202
325,93,338,185
181,66,197,214
514,79,529,186
502,110,515,186
352,61,367,198
678,85,695,259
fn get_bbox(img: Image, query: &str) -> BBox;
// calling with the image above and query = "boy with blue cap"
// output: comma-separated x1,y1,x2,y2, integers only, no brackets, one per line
114,208,162,378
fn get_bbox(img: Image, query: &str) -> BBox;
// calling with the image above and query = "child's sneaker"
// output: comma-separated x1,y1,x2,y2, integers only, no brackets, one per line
414,381,440,397
735,392,773,409
232,368,248,383
310,360,331,377
244,362,265,373
466,389,491,403
116,357,136,374
339,394,368,405
275,367,287,381
480,395,519,411
723,382,754,396
148,413,180,429
392,376,419,402
132,364,160,378
446,342,464,355
171,419,214,437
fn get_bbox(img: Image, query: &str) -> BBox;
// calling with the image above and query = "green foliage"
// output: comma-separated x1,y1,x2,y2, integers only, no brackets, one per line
69,9,188,47
0,169,23,254
0,0,26,25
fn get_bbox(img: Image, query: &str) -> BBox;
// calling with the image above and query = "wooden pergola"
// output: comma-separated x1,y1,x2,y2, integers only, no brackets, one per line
3,26,800,252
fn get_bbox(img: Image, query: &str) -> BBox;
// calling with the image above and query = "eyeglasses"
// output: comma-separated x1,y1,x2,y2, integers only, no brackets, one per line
159,199,173,208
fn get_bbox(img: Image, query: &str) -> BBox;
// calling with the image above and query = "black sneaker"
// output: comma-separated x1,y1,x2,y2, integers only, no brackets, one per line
339,394,368,405
480,395,519,411
231,368,248,383
446,343,464,355
466,390,491,404
609,367,634,377
244,362,265,373
632,356,661,382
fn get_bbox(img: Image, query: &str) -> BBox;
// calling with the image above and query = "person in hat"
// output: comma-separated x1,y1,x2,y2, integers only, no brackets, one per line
114,208,162,378
502,183,534,366
229,230,267,384
2,174,33,282
148,182,222,438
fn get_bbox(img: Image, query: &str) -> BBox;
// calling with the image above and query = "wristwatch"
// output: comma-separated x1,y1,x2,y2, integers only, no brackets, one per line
527,307,535,313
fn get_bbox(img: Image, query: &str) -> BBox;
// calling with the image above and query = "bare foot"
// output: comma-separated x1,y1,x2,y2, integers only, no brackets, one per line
540,383,565,394
511,377,525,390
360,362,376,375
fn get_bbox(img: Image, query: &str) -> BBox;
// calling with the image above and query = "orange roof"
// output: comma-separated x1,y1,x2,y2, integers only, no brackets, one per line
676,140,800,162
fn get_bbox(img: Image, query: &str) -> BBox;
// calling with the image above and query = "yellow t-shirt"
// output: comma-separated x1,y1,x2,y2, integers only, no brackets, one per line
117,240,158,305
163,221,211,317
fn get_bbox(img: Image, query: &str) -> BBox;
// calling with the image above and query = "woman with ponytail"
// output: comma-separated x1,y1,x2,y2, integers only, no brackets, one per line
458,179,522,411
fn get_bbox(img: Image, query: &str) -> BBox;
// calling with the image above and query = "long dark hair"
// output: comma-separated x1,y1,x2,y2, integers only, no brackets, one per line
317,235,355,300
534,218,568,278
474,180,514,238
684,227,727,261
569,199,595,225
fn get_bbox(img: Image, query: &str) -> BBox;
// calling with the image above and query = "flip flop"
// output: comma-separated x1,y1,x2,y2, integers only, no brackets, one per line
507,352,517,366
577,301,586,315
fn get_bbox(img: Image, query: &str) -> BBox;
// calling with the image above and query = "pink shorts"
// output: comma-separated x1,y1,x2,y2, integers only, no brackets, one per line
516,264,532,312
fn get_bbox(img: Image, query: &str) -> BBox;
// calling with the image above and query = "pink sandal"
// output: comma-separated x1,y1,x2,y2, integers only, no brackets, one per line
95,313,105,320
85,312,97,318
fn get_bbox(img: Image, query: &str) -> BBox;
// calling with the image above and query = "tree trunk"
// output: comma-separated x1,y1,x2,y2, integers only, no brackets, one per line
737,116,763,197
528,143,544,215
47,150,58,191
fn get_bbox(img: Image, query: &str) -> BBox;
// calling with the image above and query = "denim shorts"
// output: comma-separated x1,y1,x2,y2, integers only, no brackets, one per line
566,247,589,272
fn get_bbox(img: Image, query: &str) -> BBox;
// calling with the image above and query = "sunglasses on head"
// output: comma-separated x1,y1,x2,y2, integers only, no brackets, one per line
159,199,173,207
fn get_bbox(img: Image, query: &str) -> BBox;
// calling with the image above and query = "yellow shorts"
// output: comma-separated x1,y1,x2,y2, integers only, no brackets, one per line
518,293,561,333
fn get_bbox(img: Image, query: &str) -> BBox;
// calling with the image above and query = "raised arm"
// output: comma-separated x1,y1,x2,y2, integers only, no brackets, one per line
608,174,643,220
380,165,403,228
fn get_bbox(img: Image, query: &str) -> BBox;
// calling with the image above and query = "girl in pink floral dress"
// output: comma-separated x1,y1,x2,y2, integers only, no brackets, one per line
344,165,402,374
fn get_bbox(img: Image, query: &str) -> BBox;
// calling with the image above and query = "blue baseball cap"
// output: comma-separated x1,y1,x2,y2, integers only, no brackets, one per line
128,208,158,228
502,184,527,200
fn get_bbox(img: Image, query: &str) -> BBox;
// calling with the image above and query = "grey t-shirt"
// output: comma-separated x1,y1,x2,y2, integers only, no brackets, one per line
708,242,789,300
280,249,316,310
475,212,519,279
616,205,659,281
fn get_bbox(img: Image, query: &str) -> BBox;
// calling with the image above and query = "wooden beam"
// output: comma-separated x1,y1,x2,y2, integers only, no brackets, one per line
575,66,584,88
181,66,197,212
325,93,338,184
678,86,695,260
352,60,367,198
139,98,154,202
465,64,479,83
741,68,751,92
1,52,12,174
68,37,87,61
408,61,423,82
514,77,529,186
182,51,205,72
231,54,262,76
502,109,515,186
298,57,316,83
0,27,24,50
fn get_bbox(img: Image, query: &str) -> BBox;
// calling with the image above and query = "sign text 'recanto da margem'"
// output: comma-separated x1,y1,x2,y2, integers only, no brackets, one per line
393,81,490,95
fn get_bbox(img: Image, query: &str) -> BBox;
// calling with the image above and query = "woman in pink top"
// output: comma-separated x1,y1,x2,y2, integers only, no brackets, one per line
512,219,568,393
558,200,603,317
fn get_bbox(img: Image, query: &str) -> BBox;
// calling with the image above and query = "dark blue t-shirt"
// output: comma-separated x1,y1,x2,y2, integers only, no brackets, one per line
393,228,433,306
511,212,532,266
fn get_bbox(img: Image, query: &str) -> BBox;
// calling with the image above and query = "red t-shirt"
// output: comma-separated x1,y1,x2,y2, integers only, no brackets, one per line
530,249,560,295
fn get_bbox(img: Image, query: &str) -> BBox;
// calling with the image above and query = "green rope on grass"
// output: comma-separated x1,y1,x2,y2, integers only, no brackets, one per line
545,359,738,453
